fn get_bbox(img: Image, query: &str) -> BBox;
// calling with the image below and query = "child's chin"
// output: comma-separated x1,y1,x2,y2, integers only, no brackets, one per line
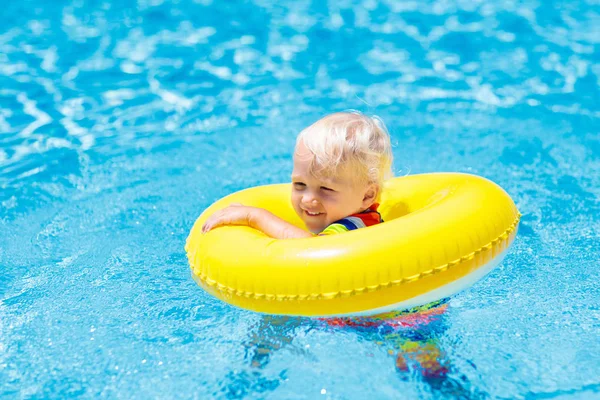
305,223,324,234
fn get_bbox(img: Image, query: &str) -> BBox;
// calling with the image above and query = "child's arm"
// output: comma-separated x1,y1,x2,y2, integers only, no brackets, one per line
202,204,314,239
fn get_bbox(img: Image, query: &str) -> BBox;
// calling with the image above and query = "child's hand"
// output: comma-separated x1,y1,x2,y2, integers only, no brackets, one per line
202,204,255,233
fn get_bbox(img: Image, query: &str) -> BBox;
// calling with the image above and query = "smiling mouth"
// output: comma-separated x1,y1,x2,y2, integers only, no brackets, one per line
304,210,323,216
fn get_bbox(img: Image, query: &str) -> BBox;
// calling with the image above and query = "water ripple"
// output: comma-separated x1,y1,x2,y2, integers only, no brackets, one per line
1,0,599,398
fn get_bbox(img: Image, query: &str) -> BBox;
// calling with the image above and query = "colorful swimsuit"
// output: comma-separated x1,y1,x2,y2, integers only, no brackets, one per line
318,203,383,235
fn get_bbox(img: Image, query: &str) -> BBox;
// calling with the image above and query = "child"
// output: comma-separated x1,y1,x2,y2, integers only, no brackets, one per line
202,111,394,238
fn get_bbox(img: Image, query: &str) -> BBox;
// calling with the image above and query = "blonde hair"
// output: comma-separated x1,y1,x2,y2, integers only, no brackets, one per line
296,111,394,187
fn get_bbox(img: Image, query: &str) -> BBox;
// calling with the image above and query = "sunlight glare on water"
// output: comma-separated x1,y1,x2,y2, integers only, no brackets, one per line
1,0,599,398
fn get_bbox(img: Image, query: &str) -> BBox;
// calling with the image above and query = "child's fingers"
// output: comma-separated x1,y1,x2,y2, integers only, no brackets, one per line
203,221,218,233
202,214,220,233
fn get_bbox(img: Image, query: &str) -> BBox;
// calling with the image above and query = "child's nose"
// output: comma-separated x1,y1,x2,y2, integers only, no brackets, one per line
302,193,318,205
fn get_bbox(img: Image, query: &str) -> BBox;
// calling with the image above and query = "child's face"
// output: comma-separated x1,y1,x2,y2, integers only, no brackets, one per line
291,141,376,234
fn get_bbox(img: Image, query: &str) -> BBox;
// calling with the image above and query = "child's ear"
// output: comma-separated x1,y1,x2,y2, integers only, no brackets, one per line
362,183,378,208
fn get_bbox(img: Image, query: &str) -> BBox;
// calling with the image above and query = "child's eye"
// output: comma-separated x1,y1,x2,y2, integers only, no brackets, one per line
293,182,306,189
320,186,335,192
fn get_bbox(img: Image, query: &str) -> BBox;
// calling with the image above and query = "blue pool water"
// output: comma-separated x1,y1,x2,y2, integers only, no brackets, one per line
1,0,599,398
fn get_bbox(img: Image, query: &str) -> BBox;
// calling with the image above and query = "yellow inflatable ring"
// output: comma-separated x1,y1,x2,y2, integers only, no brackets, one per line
185,173,520,317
